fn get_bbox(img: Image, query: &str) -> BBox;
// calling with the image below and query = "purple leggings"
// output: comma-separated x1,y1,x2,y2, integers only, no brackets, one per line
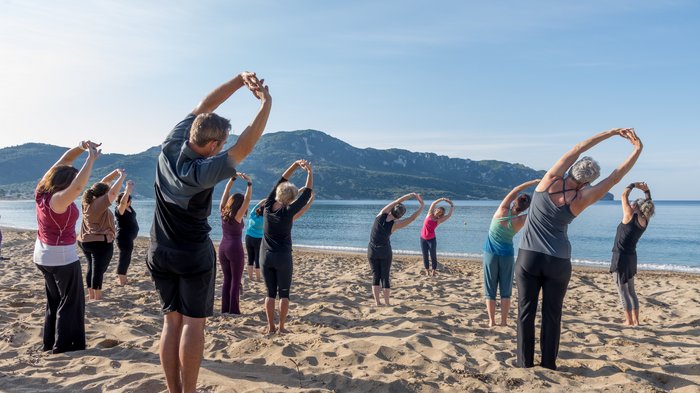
219,238,245,314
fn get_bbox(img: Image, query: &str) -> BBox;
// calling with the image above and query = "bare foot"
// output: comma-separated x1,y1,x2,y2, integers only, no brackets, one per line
117,275,128,286
262,326,277,335
488,320,497,328
278,327,292,335
431,270,438,277
500,321,508,327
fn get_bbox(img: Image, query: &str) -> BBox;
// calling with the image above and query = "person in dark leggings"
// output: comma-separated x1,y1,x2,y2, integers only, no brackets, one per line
115,180,138,286
34,140,100,353
245,199,265,282
483,179,538,327
419,197,454,276
610,182,654,326
368,193,424,306
218,172,252,314
78,168,126,301
516,128,643,370
261,160,314,335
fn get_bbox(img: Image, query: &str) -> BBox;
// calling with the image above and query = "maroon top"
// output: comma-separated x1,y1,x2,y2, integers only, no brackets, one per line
35,192,79,246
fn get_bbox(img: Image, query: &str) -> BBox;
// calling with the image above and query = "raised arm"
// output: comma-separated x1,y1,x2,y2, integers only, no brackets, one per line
226,78,272,164
574,130,643,213
192,73,252,115
393,194,425,231
300,160,313,190
437,199,455,224
101,169,120,184
219,176,236,215
537,128,629,192
380,193,416,215
50,142,101,213
499,179,540,211
117,180,135,216
107,169,126,203
281,160,304,180
294,190,315,221
428,198,444,216
620,184,634,220
235,173,253,222
49,141,97,171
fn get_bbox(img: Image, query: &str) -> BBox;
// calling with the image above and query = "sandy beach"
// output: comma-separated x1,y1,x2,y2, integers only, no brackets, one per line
0,227,698,392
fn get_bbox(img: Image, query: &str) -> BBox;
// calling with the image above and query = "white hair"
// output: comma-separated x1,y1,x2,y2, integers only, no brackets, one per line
634,198,655,219
276,182,298,206
569,156,601,184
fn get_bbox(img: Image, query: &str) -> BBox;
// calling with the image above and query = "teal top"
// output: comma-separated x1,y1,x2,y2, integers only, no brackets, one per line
245,201,264,239
483,212,519,256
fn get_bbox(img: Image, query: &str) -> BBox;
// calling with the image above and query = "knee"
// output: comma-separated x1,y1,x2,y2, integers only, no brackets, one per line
279,289,290,299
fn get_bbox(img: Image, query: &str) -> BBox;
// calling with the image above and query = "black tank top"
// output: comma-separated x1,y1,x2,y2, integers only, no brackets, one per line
612,213,646,255
368,213,395,259
115,207,139,239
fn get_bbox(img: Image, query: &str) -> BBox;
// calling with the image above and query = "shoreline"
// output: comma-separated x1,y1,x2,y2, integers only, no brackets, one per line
4,225,699,276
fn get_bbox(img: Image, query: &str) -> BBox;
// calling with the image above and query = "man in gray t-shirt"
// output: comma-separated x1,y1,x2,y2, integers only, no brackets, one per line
148,71,271,393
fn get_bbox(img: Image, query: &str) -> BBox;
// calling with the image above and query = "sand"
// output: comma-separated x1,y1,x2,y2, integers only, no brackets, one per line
0,227,698,392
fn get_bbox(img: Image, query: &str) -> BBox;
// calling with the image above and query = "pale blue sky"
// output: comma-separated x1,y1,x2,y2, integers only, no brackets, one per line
1,1,698,199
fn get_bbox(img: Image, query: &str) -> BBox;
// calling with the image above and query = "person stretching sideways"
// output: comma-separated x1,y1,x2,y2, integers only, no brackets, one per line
419,197,454,276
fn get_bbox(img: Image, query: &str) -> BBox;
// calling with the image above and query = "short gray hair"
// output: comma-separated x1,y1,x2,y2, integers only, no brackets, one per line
276,182,298,206
635,198,655,219
569,156,601,184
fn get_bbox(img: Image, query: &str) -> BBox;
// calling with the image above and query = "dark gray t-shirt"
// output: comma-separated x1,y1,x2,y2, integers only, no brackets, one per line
150,114,237,250
519,190,576,259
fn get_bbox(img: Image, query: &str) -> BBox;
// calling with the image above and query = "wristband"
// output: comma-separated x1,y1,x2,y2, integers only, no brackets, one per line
626,183,635,189
247,182,252,186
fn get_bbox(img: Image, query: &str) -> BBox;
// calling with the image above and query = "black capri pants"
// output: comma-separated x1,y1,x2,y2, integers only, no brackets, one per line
116,233,137,275
245,235,262,268
261,251,293,299
78,240,114,290
370,255,392,289
515,248,572,371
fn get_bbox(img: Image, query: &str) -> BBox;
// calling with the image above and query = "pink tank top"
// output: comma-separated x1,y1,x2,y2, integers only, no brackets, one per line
420,215,439,240
36,192,79,246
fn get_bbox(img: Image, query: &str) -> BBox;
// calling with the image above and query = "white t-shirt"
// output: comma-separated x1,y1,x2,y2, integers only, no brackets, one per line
33,238,79,266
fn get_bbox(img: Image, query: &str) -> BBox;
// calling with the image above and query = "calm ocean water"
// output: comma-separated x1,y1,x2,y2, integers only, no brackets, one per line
1,199,699,273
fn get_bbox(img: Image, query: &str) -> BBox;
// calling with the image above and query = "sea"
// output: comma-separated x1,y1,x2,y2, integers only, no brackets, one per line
1,199,699,274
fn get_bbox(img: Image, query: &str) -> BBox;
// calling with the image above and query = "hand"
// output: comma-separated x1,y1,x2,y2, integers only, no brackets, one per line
635,182,649,192
445,198,454,206
532,178,542,184
117,168,126,177
415,194,424,205
237,172,251,182
302,161,312,173
607,128,627,137
87,143,101,161
625,128,643,150
125,180,135,189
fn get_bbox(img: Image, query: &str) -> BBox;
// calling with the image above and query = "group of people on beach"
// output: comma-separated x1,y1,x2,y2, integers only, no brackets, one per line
30,71,653,391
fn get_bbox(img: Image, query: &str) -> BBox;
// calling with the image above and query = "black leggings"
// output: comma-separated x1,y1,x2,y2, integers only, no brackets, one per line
79,240,114,290
370,256,392,289
420,237,438,270
261,251,293,299
36,261,86,353
515,249,572,370
116,234,136,275
245,235,262,268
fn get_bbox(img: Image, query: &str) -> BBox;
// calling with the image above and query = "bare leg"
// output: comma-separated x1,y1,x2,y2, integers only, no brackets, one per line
632,308,640,326
160,312,183,393
264,297,277,334
372,285,382,306
255,268,261,281
383,288,391,306
94,289,103,300
423,268,430,276
117,274,128,286
247,265,254,281
623,310,634,325
500,298,511,326
486,299,497,327
88,288,96,300
180,316,206,393
279,298,291,334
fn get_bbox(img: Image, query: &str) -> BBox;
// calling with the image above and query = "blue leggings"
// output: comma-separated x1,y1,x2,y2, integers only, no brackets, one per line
483,251,514,300
420,237,437,270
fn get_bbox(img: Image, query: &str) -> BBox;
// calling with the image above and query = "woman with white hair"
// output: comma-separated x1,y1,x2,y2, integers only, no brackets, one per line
610,181,654,326
516,128,643,370
260,159,313,335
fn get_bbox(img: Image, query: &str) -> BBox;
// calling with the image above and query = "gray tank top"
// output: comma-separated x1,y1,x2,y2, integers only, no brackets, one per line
519,179,578,259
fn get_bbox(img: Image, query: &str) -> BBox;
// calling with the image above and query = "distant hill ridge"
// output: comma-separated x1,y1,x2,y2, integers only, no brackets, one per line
0,130,576,201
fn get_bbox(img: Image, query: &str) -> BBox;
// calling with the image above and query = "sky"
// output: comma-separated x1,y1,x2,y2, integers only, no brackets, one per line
1,0,698,199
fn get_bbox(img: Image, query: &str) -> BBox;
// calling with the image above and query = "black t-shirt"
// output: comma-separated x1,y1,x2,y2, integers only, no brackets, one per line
368,213,394,259
115,207,139,239
150,114,237,250
261,177,312,254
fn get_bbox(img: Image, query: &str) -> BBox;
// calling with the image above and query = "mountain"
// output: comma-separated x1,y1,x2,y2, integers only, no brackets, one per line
0,130,600,201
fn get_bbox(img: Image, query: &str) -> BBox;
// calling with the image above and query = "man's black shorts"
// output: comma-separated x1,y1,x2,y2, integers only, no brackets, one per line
147,242,216,318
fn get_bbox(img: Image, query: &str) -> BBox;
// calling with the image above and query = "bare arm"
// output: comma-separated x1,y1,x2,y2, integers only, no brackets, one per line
573,130,643,214
393,194,425,231
107,169,126,203
281,160,304,180
300,160,313,190
117,180,135,216
537,128,629,192
235,174,253,222
498,179,540,212
50,142,101,213
49,141,93,171
620,184,634,220
437,199,455,224
380,193,416,215
219,177,236,215
101,169,120,184
192,73,248,115
294,191,315,221
428,198,443,216
226,81,272,164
